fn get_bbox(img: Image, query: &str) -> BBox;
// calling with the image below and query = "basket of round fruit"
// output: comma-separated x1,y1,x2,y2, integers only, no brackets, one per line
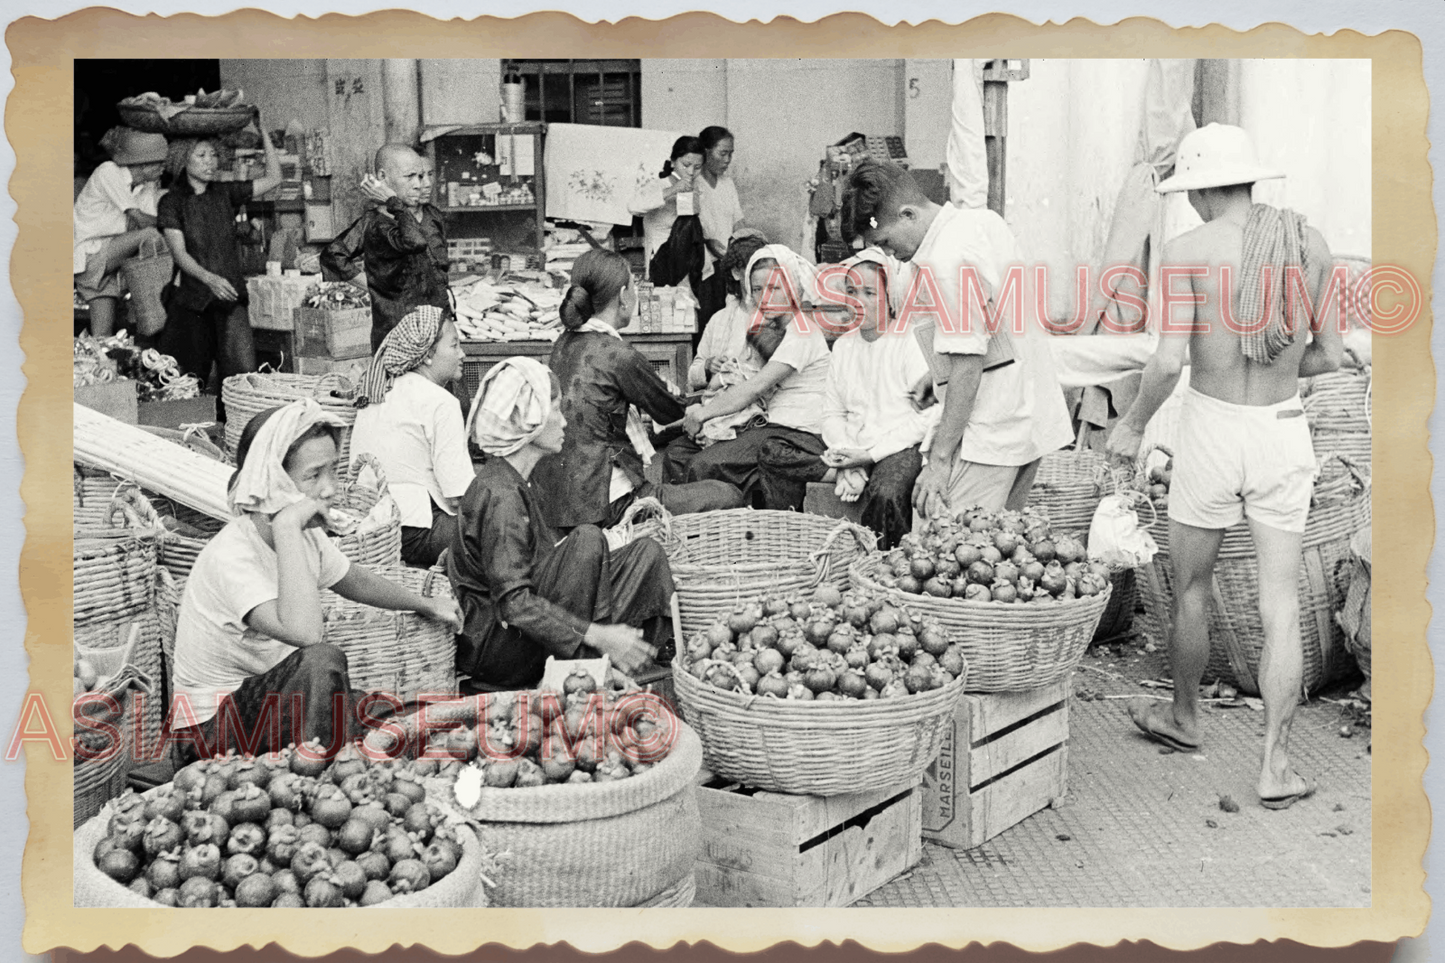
117,89,255,137
848,507,1112,692
74,744,492,908
1135,451,1370,697
671,584,968,797
662,509,877,642
361,667,703,908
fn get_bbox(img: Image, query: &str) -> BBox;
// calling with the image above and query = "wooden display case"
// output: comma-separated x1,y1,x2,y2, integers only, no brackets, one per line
424,123,547,265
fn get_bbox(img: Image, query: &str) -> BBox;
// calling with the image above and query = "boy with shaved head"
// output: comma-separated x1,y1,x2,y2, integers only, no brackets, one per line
322,143,450,351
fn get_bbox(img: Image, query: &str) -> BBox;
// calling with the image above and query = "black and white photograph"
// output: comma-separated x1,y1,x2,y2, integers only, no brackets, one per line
63,53,1382,918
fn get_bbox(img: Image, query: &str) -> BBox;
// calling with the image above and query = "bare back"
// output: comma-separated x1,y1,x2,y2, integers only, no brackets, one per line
1169,218,1332,406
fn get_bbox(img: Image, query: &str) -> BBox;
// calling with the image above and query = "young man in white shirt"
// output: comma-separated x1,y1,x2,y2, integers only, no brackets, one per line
841,158,1074,520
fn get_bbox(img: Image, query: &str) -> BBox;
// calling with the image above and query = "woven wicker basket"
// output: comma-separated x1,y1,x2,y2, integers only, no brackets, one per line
146,495,225,581
320,565,457,702
672,654,966,796
1028,448,1110,538
116,102,254,137
220,371,360,471
332,452,403,568
119,236,173,337
75,611,164,769
441,722,704,907
1135,456,1370,696
73,465,130,529
662,510,877,641
1302,349,1370,468
1338,527,1371,685
849,556,1110,693
73,742,127,830
74,785,488,907
74,491,158,626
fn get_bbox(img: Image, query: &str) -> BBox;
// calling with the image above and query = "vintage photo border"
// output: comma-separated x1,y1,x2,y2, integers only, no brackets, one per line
9,9,1432,956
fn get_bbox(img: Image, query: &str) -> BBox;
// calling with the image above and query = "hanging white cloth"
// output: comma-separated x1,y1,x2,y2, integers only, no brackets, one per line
945,59,989,210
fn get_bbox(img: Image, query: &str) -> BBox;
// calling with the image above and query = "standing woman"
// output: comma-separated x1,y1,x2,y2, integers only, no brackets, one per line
448,358,673,692
693,126,745,329
628,136,705,293
533,248,744,532
350,305,474,568
157,116,282,385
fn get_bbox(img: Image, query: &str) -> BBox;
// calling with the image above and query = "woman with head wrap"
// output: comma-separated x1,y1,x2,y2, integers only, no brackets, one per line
685,229,769,392
659,243,833,504
350,305,472,567
169,400,462,764
447,357,677,691
531,249,744,534
755,250,941,549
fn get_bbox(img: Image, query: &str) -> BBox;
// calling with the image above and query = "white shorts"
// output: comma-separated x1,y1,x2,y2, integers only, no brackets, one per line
1171,388,1316,535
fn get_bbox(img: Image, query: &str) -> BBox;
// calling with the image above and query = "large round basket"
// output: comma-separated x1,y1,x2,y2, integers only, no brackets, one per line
320,565,457,702
146,494,225,581
75,610,164,771
73,784,488,908
672,655,966,796
220,372,360,471
1028,448,1109,537
663,510,876,641
1302,360,1371,468
439,722,704,907
1135,456,1369,696
117,103,254,137
73,740,126,830
333,452,403,568
74,465,130,529
849,556,1110,692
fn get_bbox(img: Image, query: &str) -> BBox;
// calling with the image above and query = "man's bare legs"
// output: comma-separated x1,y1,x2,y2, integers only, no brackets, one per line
1129,520,1222,749
1249,517,1311,803
86,227,163,337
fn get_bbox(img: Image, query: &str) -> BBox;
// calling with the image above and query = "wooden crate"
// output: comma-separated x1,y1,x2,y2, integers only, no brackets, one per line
693,771,922,907
923,679,1070,849
294,305,372,360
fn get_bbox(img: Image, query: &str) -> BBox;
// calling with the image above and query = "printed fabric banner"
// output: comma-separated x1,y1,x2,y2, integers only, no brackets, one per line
544,123,682,226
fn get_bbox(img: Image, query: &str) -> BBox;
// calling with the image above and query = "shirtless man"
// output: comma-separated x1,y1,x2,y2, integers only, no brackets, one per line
1106,124,1343,810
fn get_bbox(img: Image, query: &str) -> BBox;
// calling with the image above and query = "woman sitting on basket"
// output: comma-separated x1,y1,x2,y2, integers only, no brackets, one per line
350,304,473,568
447,357,675,694
168,400,462,764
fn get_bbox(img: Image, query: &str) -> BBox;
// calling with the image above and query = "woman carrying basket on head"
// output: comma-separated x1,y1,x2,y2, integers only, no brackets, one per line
447,358,677,694
168,401,462,764
350,305,473,568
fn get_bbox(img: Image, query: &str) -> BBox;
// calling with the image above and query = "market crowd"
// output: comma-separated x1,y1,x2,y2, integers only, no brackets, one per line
79,118,1341,811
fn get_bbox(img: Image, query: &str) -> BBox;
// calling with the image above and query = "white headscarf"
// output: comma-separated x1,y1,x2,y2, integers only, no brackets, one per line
227,399,348,516
841,247,915,321
465,357,554,457
743,244,820,314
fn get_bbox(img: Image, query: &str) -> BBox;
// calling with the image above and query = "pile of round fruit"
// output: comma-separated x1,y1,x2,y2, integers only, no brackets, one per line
88,743,470,908
867,507,1111,604
678,585,966,700
1142,457,1172,509
425,672,679,788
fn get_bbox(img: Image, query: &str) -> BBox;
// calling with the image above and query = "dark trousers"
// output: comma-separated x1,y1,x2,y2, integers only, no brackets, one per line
400,501,460,568
603,479,745,528
665,424,825,505
169,643,365,766
158,301,256,387
463,526,676,692
759,442,923,550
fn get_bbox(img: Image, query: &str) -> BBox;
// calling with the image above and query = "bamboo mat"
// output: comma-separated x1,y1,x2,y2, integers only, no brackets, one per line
74,404,233,523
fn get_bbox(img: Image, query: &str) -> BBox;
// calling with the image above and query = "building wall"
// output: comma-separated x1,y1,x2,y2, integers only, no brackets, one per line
420,58,501,127
903,59,953,173
219,59,330,133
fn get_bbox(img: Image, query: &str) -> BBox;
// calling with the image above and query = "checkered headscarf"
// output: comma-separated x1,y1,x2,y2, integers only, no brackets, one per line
358,305,446,406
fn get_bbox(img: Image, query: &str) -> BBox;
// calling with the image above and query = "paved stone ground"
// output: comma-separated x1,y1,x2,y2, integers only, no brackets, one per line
857,641,1372,908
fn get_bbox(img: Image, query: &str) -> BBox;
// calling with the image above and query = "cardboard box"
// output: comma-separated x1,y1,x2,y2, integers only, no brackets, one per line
294,305,372,360
74,380,138,424
922,679,1070,849
137,395,217,430
693,771,922,907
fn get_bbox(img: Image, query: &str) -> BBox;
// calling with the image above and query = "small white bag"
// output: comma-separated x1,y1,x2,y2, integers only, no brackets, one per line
1088,493,1159,569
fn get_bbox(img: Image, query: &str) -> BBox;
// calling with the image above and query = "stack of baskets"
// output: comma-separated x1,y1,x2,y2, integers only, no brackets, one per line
220,371,361,472
661,509,876,642
1302,349,1371,469
320,565,456,702
849,556,1110,693
1136,455,1370,696
1028,448,1138,643
73,491,165,823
